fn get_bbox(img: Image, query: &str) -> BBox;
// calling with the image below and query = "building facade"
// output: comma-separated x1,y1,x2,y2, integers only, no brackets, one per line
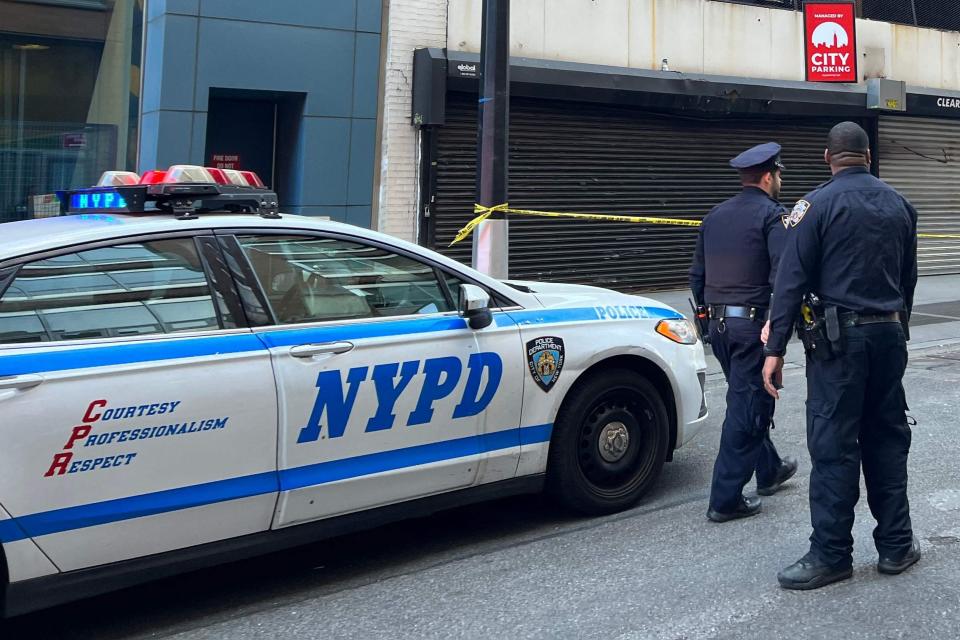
4,0,960,289
382,0,960,290
140,0,383,227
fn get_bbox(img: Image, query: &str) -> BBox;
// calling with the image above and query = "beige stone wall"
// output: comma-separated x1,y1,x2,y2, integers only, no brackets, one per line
448,0,960,88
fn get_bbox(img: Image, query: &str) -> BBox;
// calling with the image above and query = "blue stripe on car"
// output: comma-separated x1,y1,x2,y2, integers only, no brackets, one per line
0,424,553,543
0,307,678,376
0,333,265,377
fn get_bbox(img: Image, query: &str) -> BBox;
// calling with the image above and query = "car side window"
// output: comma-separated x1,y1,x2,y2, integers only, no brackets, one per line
236,235,454,324
0,238,230,344
442,271,514,310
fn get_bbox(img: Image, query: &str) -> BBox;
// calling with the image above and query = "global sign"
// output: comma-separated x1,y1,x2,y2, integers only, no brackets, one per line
804,2,858,83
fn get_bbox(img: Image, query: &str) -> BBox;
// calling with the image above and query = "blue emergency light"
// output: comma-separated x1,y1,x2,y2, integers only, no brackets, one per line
68,190,129,212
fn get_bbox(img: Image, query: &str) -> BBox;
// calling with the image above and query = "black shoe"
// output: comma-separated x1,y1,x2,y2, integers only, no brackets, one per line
757,457,799,496
878,537,921,575
778,552,853,590
707,495,762,523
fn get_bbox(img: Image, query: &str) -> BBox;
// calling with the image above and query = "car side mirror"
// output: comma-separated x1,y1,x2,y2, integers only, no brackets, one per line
458,284,493,330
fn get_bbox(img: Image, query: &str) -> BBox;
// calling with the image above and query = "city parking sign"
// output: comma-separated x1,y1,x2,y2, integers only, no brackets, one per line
804,2,858,83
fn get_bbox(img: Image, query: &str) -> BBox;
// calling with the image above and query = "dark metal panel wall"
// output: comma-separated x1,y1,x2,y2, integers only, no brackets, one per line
429,93,837,291
879,116,960,275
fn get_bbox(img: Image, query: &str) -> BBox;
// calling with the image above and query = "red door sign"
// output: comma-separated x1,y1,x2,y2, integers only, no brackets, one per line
804,2,858,83
210,154,241,170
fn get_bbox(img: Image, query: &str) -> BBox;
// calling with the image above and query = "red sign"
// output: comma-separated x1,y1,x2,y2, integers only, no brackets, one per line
62,133,87,149
209,153,241,170
803,2,858,83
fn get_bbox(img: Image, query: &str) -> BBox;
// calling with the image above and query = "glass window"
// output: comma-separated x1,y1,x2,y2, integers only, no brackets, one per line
0,238,229,344
237,235,454,324
0,0,142,223
442,271,515,310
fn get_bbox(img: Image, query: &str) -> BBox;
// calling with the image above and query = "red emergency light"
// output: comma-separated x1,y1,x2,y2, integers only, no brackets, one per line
206,168,231,185
138,170,168,185
240,171,265,188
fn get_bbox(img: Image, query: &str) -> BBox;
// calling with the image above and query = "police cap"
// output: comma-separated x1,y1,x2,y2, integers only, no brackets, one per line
729,142,785,172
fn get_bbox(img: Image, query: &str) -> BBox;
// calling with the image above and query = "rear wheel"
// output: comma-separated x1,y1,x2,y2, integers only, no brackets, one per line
547,369,670,515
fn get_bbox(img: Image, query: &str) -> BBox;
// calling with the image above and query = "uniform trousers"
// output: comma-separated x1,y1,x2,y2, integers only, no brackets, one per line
805,322,914,567
708,317,784,513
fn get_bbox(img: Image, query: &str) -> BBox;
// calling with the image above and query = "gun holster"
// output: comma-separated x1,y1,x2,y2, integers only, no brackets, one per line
824,305,845,356
689,298,711,344
796,295,843,361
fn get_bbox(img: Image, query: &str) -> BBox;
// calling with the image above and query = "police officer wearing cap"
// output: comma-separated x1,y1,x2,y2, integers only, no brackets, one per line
690,142,799,524
763,121,920,590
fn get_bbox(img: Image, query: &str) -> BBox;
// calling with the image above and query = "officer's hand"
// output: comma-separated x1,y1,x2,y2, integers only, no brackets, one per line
762,356,784,399
761,320,771,345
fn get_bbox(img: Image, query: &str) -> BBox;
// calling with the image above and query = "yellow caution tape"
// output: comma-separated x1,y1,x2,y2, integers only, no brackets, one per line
450,203,511,245
450,203,960,245
450,204,700,245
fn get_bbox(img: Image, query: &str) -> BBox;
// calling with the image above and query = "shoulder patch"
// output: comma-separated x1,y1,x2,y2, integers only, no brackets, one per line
787,200,810,227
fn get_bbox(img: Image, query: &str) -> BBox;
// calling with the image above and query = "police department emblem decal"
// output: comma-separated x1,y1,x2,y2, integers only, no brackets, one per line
527,336,565,392
788,200,810,227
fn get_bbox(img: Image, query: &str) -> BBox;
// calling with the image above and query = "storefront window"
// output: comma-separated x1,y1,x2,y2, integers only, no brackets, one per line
0,0,142,223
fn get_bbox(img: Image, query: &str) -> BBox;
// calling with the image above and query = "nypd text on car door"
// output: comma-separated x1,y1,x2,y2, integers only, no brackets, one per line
228,233,524,526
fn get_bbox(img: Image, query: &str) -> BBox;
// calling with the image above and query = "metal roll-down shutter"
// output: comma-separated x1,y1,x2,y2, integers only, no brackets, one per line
879,116,960,275
428,93,838,291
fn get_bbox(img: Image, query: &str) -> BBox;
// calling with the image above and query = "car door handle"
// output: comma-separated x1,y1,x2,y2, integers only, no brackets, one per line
289,342,355,358
0,374,44,391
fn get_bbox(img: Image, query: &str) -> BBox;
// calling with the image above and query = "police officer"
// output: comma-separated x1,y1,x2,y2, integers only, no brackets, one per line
690,142,799,523
763,121,920,590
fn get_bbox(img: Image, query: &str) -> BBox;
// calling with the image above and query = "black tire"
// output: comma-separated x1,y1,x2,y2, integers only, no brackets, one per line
547,369,670,515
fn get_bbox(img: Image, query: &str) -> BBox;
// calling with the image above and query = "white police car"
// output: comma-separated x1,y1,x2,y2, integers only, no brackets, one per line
0,166,707,615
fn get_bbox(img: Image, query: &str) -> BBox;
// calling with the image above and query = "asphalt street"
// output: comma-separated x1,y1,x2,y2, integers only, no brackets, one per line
4,298,960,639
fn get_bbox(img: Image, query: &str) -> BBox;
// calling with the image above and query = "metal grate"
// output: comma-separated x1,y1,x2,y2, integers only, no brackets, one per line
428,94,838,292
710,0,960,31
865,0,960,31
879,116,960,276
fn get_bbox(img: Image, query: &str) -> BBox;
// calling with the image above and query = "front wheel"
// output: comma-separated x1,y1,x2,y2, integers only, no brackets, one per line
547,369,670,515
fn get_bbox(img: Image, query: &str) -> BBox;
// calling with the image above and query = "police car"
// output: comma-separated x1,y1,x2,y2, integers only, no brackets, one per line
0,166,707,615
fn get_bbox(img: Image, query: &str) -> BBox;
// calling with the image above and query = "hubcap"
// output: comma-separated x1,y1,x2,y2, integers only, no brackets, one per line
598,421,631,462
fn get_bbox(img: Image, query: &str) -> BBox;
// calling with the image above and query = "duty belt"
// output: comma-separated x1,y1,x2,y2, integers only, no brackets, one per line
839,311,900,328
707,305,767,321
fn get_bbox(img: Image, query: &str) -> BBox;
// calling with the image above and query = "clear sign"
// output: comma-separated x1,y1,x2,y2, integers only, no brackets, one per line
804,2,858,83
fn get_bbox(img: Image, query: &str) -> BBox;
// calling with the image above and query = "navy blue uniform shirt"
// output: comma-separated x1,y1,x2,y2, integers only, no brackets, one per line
767,167,919,353
689,186,787,309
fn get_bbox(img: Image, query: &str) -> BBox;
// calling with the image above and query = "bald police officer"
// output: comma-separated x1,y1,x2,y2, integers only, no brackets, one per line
763,122,920,590
690,142,799,523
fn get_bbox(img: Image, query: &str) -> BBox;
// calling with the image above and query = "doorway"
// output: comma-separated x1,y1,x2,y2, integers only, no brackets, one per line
204,89,304,207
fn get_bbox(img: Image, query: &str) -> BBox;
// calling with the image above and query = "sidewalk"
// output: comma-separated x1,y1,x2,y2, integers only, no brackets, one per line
643,273,960,377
